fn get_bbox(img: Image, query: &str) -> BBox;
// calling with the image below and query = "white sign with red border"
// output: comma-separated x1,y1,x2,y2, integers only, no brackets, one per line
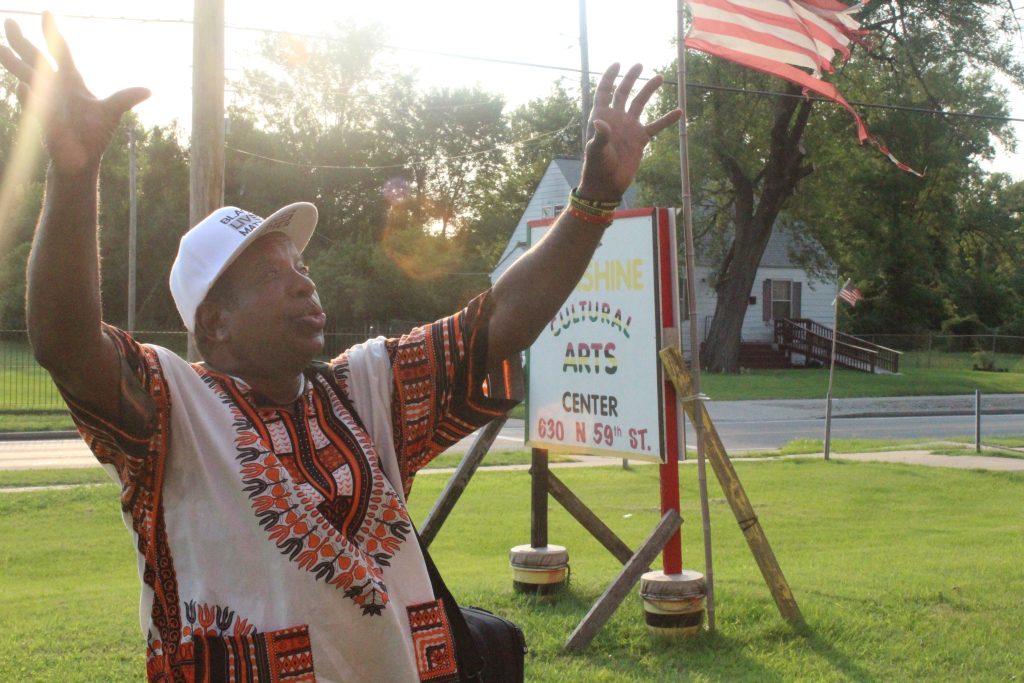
526,208,681,463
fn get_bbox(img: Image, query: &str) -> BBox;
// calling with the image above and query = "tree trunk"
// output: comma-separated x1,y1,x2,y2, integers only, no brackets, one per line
702,87,815,372
704,218,774,371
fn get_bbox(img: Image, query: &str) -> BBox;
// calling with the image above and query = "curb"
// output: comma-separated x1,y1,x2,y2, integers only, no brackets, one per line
828,409,1024,420
0,431,78,442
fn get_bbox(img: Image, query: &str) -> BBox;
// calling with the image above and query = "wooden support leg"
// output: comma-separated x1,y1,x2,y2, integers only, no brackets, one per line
698,405,803,624
547,471,635,565
420,416,508,548
564,510,682,652
661,347,803,625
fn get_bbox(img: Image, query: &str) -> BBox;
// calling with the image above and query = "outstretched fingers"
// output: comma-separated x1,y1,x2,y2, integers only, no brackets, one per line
613,64,643,110
0,44,33,82
593,63,620,110
628,73,664,118
644,109,683,138
41,11,83,87
104,87,152,116
3,18,53,80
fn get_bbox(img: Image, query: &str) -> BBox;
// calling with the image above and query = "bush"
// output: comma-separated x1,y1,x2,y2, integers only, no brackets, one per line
940,314,988,352
972,350,996,371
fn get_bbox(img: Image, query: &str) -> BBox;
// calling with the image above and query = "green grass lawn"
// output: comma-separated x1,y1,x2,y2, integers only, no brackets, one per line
2,461,1021,681
0,341,65,412
0,467,113,489
701,360,1024,401
763,437,1024,460
424,448,576,469
0,412,75,432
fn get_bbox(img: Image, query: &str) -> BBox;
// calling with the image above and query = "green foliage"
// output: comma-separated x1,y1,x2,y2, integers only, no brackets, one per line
639,2,1024,370
971,350,997,371
0,23,583,334
464,84,583,275
940,314,989,351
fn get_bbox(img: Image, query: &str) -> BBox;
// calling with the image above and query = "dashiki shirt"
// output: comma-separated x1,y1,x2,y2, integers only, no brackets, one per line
61,292,519,683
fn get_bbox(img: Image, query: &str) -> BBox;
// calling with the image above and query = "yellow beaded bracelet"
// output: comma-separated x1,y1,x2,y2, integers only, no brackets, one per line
568,188,619,225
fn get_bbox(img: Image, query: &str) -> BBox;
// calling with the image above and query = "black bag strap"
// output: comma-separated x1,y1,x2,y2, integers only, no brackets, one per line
416,533,486,681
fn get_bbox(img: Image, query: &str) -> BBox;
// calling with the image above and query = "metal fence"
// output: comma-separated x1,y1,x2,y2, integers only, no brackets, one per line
854,334,1024,370
4,329,1023,412
856,333,1024,355
0,325,424,412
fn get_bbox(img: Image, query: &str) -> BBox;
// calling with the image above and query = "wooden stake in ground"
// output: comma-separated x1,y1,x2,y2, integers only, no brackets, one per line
660,346,803,625
565,510,682,652
420,416,509,548
675,0,717,631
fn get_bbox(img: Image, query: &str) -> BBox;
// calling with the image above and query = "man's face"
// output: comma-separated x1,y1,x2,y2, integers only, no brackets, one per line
214,231,326,373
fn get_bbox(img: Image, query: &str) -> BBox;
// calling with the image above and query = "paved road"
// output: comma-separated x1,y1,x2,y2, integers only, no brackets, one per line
699,393,1024,450
0,420,530,470
2,394,1021,470
697,412,1024,451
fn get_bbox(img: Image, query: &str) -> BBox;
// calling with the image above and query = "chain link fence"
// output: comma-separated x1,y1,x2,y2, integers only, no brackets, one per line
4,329,1023,412
854,333,1024,370
1,324,426,412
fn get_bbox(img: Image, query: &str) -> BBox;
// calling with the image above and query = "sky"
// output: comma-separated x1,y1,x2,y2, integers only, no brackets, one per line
1,0,1021,179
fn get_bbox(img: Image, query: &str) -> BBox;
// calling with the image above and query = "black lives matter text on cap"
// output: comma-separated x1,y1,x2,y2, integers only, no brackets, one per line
219,209,263,237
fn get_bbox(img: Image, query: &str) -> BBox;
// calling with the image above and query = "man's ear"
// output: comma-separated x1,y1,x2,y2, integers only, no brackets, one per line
194,300,230,345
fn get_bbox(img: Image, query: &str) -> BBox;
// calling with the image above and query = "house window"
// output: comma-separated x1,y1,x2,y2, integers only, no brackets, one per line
541,204,565,219
772,280,792,320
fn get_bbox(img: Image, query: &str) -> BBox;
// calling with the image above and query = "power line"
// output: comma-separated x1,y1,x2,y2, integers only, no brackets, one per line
225,120,575,171
2,7,1023,124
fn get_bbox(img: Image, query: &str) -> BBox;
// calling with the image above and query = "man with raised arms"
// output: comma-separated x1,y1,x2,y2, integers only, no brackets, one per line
1,13,681,682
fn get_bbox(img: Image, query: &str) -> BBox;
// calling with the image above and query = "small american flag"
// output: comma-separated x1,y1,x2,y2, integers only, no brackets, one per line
837,279,863,306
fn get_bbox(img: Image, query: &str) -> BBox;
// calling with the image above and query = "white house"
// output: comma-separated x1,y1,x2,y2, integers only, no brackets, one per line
681,226,837,352
491,158,841,366
490,158,641,283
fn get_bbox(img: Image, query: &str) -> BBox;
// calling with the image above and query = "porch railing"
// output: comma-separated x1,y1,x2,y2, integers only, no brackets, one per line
774,318,902,374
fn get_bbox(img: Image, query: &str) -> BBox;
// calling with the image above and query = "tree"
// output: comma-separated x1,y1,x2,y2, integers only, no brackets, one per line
0,71,46,329
639,0,1024,371
225,25,520,328
461,84,583,272
412,87,508,238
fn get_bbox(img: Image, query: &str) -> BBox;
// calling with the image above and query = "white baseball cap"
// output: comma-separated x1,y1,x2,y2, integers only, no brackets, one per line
169,202,319,332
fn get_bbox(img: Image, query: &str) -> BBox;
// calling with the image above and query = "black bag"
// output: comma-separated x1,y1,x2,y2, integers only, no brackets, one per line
459,606,528,683
417,536,527,683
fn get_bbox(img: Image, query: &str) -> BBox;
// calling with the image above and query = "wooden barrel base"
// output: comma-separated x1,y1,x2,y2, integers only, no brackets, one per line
510,544,569,595
639,570,706,638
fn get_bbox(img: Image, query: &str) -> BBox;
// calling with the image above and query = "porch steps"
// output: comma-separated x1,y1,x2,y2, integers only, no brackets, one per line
738,343,791,370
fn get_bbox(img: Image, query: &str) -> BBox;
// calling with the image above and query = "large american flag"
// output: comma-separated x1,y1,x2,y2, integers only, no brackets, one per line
685,0,921,176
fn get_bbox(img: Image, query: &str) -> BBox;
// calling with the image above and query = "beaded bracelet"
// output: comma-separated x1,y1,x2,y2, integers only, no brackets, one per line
568,187,620,226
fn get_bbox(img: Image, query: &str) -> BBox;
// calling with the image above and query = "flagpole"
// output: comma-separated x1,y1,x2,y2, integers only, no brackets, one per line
677,0,716,632
824,278,845,461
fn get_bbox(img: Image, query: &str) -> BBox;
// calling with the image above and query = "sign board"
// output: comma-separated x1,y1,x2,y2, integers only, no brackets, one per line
526,208,680,463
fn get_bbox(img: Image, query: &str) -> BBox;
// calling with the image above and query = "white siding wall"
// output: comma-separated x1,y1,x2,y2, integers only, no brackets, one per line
681,266,835,353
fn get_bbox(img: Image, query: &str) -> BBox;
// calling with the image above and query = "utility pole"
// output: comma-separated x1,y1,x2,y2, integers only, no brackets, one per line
579,0,593,151
128,127,138,334
188,0,225,359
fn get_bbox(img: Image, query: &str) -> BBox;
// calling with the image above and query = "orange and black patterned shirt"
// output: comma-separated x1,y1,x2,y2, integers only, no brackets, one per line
61,291,520,683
